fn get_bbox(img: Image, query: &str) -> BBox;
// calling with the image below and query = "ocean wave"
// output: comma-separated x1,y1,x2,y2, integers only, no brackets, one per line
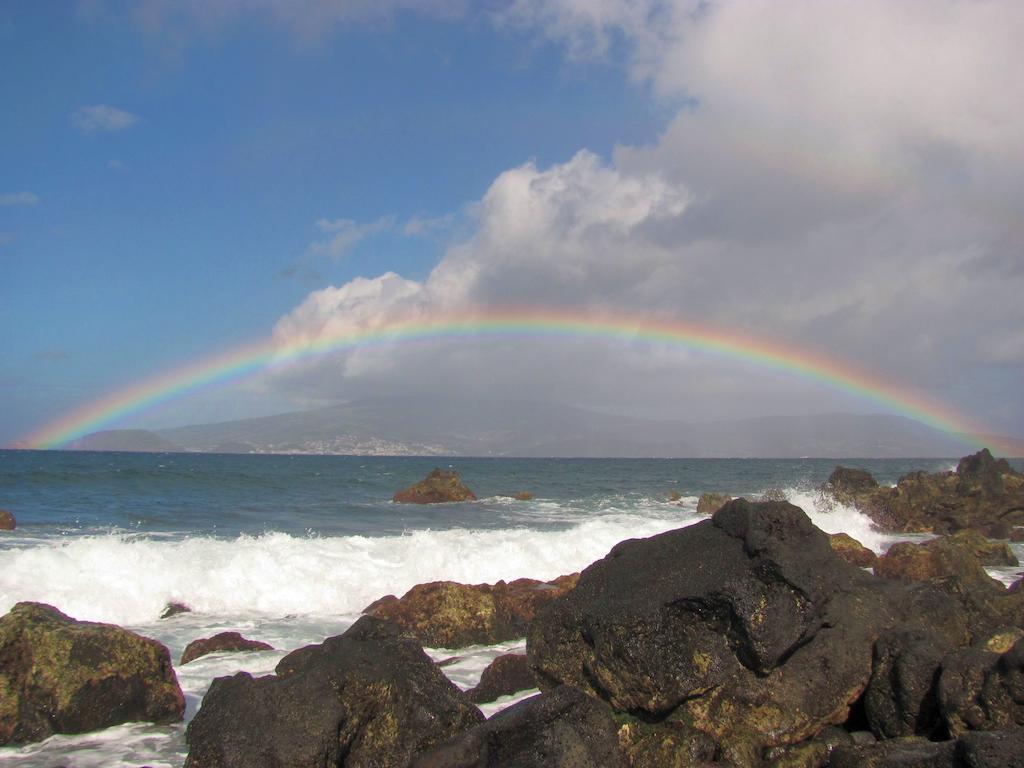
0,514,700,625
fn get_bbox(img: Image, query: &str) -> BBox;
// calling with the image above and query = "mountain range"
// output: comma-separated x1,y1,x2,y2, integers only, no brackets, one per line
64,397,1024,458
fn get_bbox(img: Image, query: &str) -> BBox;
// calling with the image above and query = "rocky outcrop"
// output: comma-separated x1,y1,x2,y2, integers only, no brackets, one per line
822,450,1024,535
513,490,534,501
393,469,476,504
938,639,1024,737
465,654,536,704
181,632,274,665
697,492,732,515
411,686,627,768
0,510,14,531
527,499,972,765
184,616,483,768
365,574,579,648
830,532,878,567
864,630,951,740
830,726,1024,767
0,602,185,746
874,531,1017,585
160,601,191,619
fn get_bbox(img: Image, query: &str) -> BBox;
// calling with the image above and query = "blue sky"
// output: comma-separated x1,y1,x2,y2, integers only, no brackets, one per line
3,1,1024,446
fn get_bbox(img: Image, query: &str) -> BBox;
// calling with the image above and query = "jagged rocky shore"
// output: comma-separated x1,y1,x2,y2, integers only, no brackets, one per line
3,450,1024,767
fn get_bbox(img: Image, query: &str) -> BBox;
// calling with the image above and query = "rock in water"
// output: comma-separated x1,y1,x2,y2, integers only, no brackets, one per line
466,654,537,704
412,686,627,768
829,532,878,567
184,616,483,768
393,468,477,504
181,632,274,665
0,509,14,530
0,602,185,746
696,492,732,515
527,499,970,765
364,574,579,648
875,531,1017,586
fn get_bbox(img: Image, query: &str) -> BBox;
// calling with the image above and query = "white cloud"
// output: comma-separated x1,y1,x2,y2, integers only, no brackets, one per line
72,105,139,132
308,215,394,260
0,192,39,206
265,0,1024,433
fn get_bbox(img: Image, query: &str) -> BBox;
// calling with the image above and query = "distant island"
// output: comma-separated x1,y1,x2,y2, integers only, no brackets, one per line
59,396,1024,458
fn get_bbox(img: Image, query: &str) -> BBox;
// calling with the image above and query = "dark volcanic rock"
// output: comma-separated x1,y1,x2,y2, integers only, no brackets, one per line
393,468,477,504
411,686,627,768
829,736,956,768
0,509,14,531
874,531,1017,586
823,450,1024,535
184,616,483,768
0,602,185,746
466,653,537,704
829,532,878,567
527,499,971,764
938,639,1024,737
696,492,733,515
956,727,1024,767
864,631,950,739
824,467,880,502
160,602,191,619
180,632,274,665
365,574,579,648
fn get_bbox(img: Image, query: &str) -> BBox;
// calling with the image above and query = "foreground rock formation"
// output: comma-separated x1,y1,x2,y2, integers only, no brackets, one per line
185,616,483,768
823,449,1024,535
527,499,982,766
364,574,579,648
0,602,184,745
180,631,274,665
0,509,14,530
393,468,477,503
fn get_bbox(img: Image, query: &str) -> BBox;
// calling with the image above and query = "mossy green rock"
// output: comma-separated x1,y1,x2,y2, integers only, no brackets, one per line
0,602,185,745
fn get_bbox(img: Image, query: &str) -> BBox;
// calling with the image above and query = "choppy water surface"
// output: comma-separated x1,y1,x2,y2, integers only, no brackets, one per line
0,450,1019,767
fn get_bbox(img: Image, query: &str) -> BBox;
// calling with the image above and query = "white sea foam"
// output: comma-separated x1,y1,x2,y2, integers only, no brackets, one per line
784,487,894,552
0,512,701,625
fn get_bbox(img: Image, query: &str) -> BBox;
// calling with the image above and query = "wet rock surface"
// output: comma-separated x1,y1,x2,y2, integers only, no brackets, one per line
829,532,878,567
465,653,537,704
697,492,733,515
527,499,972,763
822,450,1024,535
0,509,14,530
365,574,579,648
393,468,477,504
411,685,627,768
0,602,184,746
184,615,483,768
180,631,274,665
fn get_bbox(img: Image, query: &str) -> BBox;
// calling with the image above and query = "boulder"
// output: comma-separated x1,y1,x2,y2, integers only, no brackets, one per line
466,654,536,704
0,509,14,530
829,532,878,568
696,492,732,515
0,602,185,746
365,574,579,648
184,616,483,768
822,450,1024,535
411,686,627,768
938,639,1024,737
863,631,950,739
527,499,971,764
829,736,956,768
160,602,191,619
393,469,476,504
956,727,1024,767
181,632,274,665
513,491,534,501
824,467,880,504
874,532,1016,586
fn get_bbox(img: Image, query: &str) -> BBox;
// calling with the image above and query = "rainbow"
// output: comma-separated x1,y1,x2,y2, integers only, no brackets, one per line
20,308,1015,453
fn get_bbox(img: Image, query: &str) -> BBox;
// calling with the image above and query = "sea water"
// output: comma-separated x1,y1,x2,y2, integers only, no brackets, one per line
1,450,1020,767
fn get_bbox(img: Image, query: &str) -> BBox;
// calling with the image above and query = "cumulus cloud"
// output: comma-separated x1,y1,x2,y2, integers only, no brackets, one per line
265,0,1024,433
72,105,139,132
0,192,39,206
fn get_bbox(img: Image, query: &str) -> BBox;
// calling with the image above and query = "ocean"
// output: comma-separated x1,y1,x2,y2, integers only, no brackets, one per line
1,450,1022,767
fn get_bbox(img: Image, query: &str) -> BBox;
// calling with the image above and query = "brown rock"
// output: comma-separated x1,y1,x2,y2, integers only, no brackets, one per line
160,602,191,619
181,632,274,665
668,490,682,502
365,574,579,648
875,530,1017,585
393,468,477,504
824,450,1024,535
513,491,534,501
696,492,732,515
829,532,878,567
466,654,537,704
0,510,14,531
0,602,185,746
